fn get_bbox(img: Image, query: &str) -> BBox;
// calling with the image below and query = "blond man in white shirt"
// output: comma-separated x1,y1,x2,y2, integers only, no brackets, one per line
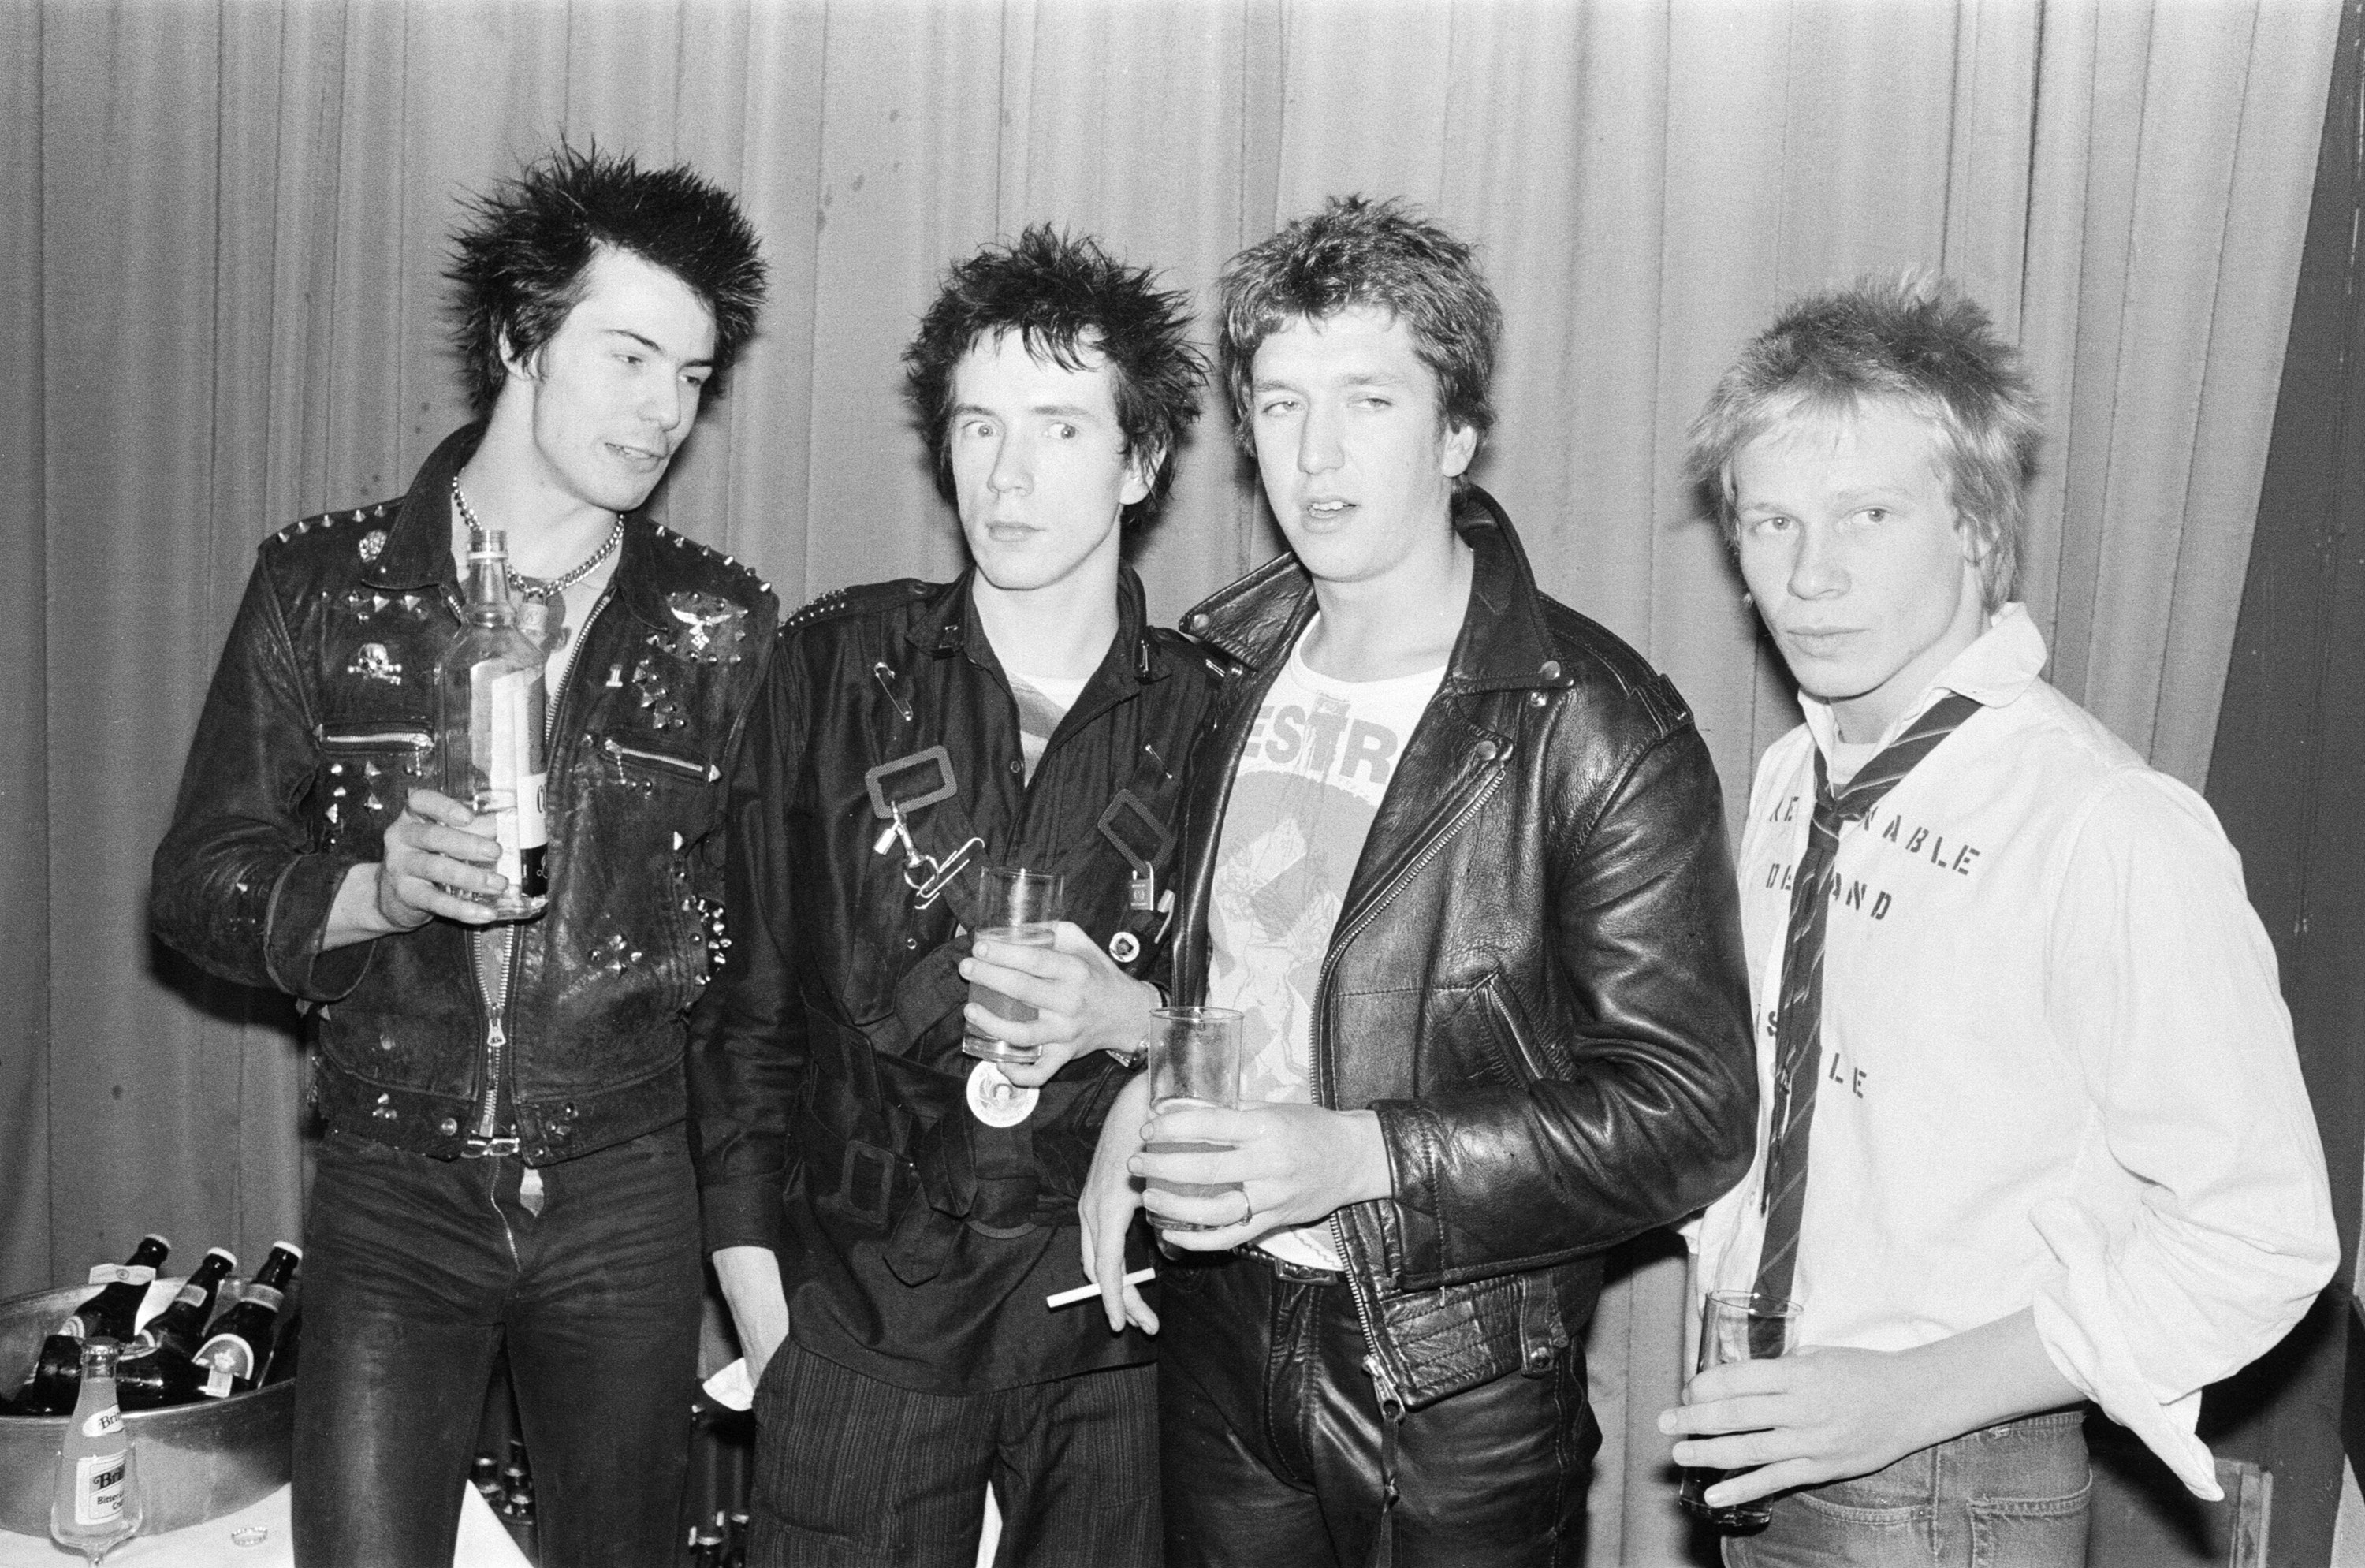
1665,276,2337,1566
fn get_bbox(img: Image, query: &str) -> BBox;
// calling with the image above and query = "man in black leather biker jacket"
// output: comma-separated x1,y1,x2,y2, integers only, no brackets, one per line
1085,196,1757,1566
687,228,1212,1566
151,148,775,1568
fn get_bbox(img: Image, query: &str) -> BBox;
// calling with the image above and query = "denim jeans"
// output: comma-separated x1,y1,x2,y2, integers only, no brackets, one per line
292,1125,703,1568
1723,1408,2091,1568
747,1339,1159,1567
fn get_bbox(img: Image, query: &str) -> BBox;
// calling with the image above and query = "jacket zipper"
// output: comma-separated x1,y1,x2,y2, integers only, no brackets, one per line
1318,756,1508,1403
469,587,612,1145
602,736,713,782
318,724,435,751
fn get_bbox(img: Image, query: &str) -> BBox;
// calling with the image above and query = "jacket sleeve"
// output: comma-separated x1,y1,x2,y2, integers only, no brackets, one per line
686,632,811,1262
1368,716,1759,1289
150,547,373,1004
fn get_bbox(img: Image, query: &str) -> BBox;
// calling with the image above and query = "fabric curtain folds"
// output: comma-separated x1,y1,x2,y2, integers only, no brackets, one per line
1,2,2336,1560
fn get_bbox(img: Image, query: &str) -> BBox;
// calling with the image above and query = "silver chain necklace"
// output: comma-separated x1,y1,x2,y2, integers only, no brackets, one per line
449,478,624,599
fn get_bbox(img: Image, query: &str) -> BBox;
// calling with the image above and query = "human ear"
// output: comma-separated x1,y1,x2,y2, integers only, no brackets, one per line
1439,422,1478,479
1119,442,1159,508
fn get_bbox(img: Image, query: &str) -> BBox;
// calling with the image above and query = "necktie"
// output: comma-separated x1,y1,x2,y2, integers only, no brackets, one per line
1750,691,1983,1336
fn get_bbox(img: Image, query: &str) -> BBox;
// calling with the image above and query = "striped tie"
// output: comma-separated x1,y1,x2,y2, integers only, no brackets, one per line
1749,691,1983,1346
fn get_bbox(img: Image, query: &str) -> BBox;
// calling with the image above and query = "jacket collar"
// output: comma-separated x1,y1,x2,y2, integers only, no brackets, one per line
362,422,698,635
900,561,1168,689
1180,486,1576,695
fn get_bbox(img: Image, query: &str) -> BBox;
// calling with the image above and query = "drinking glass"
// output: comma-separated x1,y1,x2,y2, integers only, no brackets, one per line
1678,1290,1802,1531
960,866,1066,1063
1144,1006,1244,1231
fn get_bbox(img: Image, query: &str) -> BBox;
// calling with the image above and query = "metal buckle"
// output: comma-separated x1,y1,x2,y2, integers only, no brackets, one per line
460,1135,521,1158
1097,791,1172,912
864,749,977,909
865,747,959,821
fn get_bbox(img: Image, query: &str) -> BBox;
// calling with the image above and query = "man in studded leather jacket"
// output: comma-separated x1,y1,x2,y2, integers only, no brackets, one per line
1085,197,1757,1567
151,149,775,1568
687,229,1212,1565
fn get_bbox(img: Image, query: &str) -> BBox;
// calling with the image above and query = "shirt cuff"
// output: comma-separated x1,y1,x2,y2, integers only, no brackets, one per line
2028,1198,2222,1500
701,1175,789,1258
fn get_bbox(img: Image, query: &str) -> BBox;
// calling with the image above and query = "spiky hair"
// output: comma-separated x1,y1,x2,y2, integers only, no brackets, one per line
903,225,1206,528
445,143,767,420
1215,195,1502,456
1687,274,2041,609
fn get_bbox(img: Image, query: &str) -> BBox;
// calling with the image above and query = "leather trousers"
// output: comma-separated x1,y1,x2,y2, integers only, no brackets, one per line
292,1126,703,1567
1157,1248,1598,1567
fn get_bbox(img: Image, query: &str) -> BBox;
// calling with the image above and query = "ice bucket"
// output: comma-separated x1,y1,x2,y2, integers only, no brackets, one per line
0,1276,295,1536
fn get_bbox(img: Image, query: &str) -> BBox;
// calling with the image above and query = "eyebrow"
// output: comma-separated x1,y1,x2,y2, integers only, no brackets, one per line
606,326,713,369
1250,368,1410,393
952,400,1104,422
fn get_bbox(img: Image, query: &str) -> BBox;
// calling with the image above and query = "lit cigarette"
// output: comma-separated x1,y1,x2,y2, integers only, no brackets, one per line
1045,1268,1155,1309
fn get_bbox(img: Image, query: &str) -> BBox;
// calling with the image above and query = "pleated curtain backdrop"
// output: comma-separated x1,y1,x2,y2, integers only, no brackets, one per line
0,2,2337,1562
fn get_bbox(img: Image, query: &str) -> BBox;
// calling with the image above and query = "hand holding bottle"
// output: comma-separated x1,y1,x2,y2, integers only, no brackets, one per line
377,788,507,926
322,788,503,948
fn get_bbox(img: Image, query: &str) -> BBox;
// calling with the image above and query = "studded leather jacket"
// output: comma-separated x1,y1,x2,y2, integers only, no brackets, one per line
151,426,778,1165
1171,490,1757,1410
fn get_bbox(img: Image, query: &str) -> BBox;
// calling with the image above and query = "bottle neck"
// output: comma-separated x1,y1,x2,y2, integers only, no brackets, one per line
464,531,518,626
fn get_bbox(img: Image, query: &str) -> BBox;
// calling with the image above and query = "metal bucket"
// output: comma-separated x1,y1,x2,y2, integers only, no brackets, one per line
0,1277,295,1536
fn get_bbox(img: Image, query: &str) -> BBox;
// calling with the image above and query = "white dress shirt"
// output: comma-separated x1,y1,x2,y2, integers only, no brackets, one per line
1696,604,2337,1497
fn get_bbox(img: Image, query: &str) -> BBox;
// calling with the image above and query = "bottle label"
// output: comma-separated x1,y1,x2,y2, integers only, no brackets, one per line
83,1406,121,1439
481,667,546,883
87,1264,155,1287
203,1366,235,1399
243,1285,285,1313
197,1333,257,1380
74,1451,127,1525
172,1282,207,1309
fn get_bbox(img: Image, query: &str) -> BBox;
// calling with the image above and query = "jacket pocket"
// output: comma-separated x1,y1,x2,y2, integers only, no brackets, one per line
600,734,718,787
313,719,434,852
1473,971,1555,1086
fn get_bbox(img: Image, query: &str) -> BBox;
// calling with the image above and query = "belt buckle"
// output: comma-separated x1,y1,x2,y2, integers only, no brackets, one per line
1254,1247,1344,1285
460,1135,520,1158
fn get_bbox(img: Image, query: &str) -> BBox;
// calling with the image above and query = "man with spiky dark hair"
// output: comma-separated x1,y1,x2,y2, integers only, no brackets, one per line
154,145,776,1566
687,225,1210,1565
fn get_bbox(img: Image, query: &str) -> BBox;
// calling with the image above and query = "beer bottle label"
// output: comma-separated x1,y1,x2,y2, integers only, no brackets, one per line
196,1335,255,1380
172,1281,207,1309
86,1264,155,1287
203,1366,235,1399
243,1285,285,1313
83,1407,121,1439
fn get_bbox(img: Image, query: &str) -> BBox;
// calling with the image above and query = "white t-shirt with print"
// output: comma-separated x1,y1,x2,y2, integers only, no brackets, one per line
1206,627,1444,1269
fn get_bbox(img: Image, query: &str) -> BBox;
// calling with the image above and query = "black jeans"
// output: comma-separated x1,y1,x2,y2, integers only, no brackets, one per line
292,1126,703,1567
747,1340,1159,1567
1159,1249,1598,1568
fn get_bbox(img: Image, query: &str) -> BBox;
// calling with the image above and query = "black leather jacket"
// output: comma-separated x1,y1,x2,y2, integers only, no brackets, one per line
1172,490,1756,1410
688,569,1212,1314
151,426,777,1165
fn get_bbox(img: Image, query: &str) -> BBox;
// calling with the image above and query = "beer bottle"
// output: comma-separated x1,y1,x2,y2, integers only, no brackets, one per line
191,1242,300,1399
17,1236,171,1416
129,1247,236,1361
114,1349,208,1413
436,527,550,919
48,1340,143,1562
